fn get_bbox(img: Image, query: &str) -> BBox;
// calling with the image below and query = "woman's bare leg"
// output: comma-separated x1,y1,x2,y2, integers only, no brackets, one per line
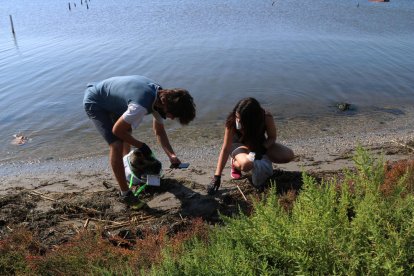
266,142,294,164
231,146,254,172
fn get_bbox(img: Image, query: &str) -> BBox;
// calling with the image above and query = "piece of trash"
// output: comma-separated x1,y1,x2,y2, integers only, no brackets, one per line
11,134,29,145
102,181,112,189
336,103,351,112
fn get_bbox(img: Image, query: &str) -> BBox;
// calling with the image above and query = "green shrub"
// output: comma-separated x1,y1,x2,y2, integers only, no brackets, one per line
153,147,414,275
2,147,413,275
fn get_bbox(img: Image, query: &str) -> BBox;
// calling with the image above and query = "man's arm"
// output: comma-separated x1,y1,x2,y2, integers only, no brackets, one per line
112,117,145,149
153,118,181,165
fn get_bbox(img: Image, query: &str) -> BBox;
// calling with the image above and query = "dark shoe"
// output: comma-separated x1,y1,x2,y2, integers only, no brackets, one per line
119,190,142,205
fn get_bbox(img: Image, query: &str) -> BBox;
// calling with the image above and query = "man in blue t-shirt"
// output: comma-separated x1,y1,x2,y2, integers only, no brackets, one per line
83,75,196,205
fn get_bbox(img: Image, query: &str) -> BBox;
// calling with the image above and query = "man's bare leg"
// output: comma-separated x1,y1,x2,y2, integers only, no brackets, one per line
109,140,129,192
123,142,131,156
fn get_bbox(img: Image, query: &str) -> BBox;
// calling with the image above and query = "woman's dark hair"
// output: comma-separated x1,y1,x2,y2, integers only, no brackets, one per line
226,97,266,153
161,89,196,125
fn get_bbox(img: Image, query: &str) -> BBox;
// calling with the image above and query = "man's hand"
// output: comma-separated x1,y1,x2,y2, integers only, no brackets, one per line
169,155,181,168
139,143,153,157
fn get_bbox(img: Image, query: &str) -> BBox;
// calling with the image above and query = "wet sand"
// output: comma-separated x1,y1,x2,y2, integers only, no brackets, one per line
2,105,414,191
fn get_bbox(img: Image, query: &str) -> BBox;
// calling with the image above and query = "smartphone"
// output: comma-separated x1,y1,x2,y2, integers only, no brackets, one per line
170,163,190,169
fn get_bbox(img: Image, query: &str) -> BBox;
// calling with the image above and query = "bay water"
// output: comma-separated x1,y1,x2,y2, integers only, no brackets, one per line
1,0,413,164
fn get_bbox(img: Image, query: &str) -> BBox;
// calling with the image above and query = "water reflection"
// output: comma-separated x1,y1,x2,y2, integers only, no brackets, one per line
0,0,413,163
12,33,20,52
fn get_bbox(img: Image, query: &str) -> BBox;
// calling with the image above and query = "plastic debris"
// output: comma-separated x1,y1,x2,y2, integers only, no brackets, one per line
11,134,29,145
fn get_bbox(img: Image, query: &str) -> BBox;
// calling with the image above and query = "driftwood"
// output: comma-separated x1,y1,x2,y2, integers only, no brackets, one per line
88,218,124,225
58,215,155,232
236,185,248,201
391,140,414,152
104,222,131,230
102,215,156,230
30,190,56,201
83,218,90,229
29,190,102,214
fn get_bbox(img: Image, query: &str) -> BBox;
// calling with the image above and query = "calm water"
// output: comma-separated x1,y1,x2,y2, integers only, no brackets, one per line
1,0,414,163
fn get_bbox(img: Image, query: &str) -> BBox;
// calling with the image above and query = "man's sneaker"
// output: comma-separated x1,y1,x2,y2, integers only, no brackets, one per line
119,190,142,205
231,158,242,179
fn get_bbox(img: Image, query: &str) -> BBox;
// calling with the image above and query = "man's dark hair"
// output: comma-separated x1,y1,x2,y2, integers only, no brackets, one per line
161,89,196,125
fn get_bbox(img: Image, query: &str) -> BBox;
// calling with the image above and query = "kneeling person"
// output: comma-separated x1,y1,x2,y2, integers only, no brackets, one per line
208,97,294,194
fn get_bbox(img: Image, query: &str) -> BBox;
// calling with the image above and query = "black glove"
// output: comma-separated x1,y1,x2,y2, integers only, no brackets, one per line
255,152,263,160
207,175,221,195
139,143,153,157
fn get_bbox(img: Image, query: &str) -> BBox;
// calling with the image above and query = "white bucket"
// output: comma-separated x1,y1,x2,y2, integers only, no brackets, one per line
123,152,143,185
146,174,160,186
123,151,161,186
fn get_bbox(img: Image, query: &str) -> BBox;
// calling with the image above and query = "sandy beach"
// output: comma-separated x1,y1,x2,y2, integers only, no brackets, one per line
2,104,414,189
1,2,413,268
1,107,414,248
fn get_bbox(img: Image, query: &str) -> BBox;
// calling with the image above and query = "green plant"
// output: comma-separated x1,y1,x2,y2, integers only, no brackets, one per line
153,147,414,275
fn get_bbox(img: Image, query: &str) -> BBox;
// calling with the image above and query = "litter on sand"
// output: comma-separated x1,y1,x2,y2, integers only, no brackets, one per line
11,134,29,145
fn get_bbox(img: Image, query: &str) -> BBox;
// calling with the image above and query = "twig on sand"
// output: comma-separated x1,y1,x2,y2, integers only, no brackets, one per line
30,191,101,214
83,218,90,229
133,215,154,223
88,218,124,225
37,179,69,188
391,140,414,152
103,214,157,230
104,221,131,230
236,185,248,201
74,206,101,214
30,190,56,201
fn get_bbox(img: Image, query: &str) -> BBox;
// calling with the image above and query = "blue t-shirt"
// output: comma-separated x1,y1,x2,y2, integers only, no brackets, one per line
83,75,162,116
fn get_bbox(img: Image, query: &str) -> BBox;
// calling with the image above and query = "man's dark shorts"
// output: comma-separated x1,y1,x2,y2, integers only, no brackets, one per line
84,104,122,145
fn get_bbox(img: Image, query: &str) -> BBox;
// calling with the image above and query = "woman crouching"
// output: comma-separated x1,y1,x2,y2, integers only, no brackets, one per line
208,97,294,194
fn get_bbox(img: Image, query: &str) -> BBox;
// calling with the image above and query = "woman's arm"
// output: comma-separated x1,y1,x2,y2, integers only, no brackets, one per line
214,127,234,176
263,111,277,150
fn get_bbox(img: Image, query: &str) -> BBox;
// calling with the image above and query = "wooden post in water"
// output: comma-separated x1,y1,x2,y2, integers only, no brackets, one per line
68,2,71,11
81,0,83,5
9,15,15,34
86,3,89,9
